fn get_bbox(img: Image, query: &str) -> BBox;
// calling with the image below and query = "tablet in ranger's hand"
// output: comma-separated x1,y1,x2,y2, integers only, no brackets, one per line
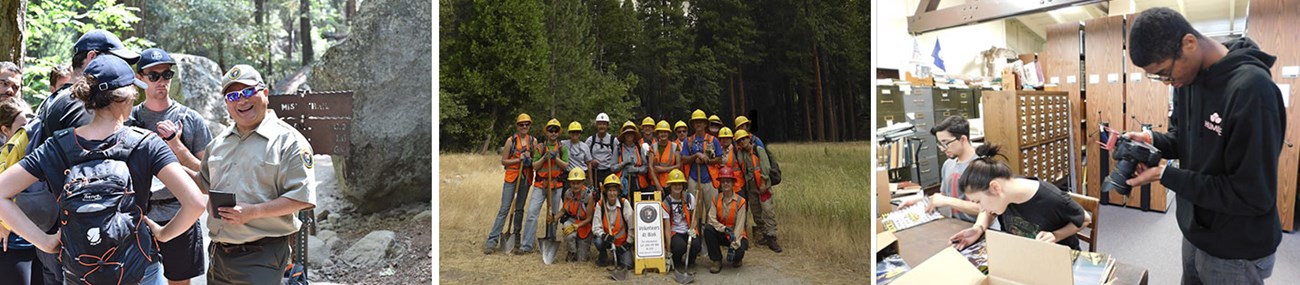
209,191,237,219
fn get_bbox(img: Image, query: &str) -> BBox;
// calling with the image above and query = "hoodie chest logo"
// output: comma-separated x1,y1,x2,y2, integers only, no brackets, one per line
1205,112,1223,136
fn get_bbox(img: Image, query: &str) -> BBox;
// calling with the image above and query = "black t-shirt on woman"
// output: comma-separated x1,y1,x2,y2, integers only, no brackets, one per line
996,179,1087,250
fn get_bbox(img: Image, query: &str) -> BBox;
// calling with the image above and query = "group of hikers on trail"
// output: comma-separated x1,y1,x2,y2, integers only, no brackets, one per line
483,110,784,275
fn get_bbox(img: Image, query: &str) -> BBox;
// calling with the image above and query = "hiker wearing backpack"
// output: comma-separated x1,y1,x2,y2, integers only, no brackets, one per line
198,65,317,284
734,130,781,253
560,168,595,262
660,169,701,270
592,174,634,269
704,167,748,273
129,48,213,285
0,97,40,284
0,55,206,285
519,119,568,254
707,115,724,138
615,121,656,196
484,113,537,255
584,113,618,198
562,121,591,174
680,110,724,239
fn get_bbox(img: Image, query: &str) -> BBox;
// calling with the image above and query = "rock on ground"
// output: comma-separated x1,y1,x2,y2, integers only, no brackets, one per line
308,0,433,213
308,235,331,266
342,230,398,267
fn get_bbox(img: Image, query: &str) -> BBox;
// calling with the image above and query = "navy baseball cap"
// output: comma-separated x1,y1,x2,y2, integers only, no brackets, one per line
84,56,146,93
73,30,140,64
136,48,174,72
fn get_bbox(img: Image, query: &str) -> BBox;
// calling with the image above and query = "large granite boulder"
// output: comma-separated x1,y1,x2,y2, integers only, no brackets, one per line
309,0,432,212
169,54,229,135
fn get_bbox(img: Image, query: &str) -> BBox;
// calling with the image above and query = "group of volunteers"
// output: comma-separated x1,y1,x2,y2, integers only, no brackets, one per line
895,7,1283,284
484,110,781,274
0,29,317,285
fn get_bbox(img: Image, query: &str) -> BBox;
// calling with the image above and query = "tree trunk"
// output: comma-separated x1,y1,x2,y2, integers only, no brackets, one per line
0,0,25,66
802,83,813,141
300,0,314,65
812,42,825,141
728,76,736,121
256,0,269,73
739,67,747,118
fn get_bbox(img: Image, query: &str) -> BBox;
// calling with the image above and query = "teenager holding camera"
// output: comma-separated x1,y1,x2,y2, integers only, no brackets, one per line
1123,7,1282,284
948,144,1091,251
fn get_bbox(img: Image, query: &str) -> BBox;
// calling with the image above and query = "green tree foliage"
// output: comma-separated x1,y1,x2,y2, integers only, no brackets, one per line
541,0,636,133
23,0,149,107
440,0,550,151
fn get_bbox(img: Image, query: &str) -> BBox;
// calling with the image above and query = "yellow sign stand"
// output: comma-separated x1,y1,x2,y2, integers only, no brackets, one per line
633,190,667,275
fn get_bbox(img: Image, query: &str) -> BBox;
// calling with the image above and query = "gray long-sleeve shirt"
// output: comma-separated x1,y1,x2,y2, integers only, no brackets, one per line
562,139,592,172
585,133,618,171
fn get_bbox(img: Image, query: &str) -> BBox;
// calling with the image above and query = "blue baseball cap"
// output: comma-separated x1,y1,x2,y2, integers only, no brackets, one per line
136,48,174,72
73,30,140,64
84,56,146,93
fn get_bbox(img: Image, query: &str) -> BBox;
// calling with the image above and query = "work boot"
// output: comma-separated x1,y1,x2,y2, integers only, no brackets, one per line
768,236,783,253
709,260,722,274
483,244,495,255
732,259,743,268
755,233,768,246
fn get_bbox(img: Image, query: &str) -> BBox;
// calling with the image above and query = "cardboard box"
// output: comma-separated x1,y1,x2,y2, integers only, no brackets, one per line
875,231,899,261
876,169,892,221
890,230,1073,285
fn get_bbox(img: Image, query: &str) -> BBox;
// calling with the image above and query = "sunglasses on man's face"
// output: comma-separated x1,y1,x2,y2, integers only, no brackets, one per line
143,70,175,82
224,87,262,102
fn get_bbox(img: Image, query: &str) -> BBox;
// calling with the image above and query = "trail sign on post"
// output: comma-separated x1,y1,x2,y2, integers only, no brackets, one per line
267,91,354,155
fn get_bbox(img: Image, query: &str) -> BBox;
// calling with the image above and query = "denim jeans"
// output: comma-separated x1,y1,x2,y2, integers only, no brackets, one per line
1181,238,1274,285
521,186,562,251
561,220,591,262
486,178,530,249
593,237,633,268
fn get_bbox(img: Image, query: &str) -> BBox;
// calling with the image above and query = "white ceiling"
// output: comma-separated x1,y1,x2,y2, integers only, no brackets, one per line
1012,0,1249,39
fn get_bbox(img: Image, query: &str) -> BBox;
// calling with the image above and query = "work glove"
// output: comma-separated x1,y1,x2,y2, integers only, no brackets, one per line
521,156,533,168
604,234,616,246
562,224,577,236
688,229,697,239
724,228,735,239
730,239,741,250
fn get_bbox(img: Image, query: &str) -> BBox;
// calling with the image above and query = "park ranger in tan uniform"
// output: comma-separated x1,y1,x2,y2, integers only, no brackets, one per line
197,65,317,285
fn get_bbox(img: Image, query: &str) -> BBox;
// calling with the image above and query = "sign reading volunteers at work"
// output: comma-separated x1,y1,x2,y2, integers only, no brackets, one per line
636,202,664,258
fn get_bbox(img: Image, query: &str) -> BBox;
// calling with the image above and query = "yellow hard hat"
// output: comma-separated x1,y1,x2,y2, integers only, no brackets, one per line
735,129,752,141
546,118,561,129
568,121,583,133
708,115,722,124
718,127,734,139
656,120,671,132
516,113,532,124
667,169,687,184
674,121,688,131
568,168,586,181
690,110,707,121
620,121,638,134
641,116,656,127
603,174,622,188
735,116,751,128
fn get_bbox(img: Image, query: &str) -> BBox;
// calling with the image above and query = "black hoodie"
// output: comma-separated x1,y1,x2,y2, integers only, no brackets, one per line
1151,37,1283,260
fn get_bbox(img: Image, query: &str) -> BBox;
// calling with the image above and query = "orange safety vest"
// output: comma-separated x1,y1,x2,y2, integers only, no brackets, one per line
722,148,745,191
682,134,722,188
660,195,693,237
564,186,594,239
617,144,650,189
655,141,680,186
532,142,565,188
714,195,748,238
599,199,629,246
734,148,765,191
504,134,534,183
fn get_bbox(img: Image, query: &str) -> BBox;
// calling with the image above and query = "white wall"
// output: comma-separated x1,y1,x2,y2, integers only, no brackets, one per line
876,0,1016,79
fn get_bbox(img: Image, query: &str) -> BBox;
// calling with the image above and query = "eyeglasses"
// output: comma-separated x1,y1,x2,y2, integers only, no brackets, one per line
143,70,175,82
1146,58,1177,83
546,127,560,133
224,86,262,102
937,138,959,150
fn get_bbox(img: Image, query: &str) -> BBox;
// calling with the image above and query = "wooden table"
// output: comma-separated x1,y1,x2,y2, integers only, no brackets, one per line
892,218,1149,285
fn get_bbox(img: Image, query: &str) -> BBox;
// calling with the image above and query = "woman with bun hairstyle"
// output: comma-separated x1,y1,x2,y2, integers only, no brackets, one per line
948,144,1091,250
0,55,206,284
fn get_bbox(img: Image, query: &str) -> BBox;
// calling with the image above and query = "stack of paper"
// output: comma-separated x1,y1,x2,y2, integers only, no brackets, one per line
879,198,944,232
1070,250,1116,285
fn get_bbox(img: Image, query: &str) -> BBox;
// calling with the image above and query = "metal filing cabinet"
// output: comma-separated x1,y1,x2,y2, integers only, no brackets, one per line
905,87,942,188
877,85,906,127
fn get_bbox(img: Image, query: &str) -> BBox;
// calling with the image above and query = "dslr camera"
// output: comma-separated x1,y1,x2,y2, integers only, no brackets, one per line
1102,130,1162,196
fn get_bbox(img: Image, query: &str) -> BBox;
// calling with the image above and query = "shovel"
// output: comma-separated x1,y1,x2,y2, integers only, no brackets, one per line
608,241,629,281
541,174,559,264
672,235,696,284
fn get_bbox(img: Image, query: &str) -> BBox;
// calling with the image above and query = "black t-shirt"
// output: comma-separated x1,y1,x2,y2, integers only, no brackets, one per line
996,179,1087,250
18,127,178,210
36,87,91,146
